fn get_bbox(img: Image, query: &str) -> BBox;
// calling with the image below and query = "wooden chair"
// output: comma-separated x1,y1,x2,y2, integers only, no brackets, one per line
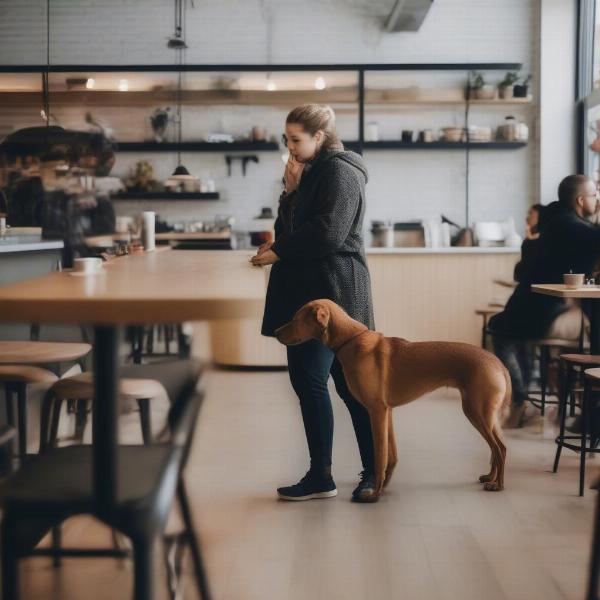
41,371,166,448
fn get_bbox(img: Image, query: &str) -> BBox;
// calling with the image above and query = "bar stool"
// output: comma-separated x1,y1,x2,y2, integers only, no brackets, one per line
475,306,502,349
553,366,600,496
0,342,91,458
0,367,58,458
529,338,580,416
40,371,167,450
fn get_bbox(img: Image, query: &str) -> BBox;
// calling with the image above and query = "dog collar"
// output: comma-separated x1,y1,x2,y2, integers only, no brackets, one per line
332,329,370,354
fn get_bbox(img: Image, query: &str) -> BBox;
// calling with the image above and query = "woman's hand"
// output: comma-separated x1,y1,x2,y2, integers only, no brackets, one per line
256,241,273,256
250,249,280,267
284,155,304,194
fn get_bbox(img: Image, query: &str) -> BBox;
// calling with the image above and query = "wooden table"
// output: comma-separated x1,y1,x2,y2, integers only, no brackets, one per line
0,249,265,514
531,284,600,353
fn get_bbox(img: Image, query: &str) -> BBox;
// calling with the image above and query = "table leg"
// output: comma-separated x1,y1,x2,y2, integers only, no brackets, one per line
588,487,600,600
92,325,119,515
591,300,600,355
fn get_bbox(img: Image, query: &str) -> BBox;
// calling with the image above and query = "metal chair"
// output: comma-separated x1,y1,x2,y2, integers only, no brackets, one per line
0,359,211,600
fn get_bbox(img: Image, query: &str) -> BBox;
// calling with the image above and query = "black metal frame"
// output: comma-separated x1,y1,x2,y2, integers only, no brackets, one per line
576,0,597,172
0,63,523,73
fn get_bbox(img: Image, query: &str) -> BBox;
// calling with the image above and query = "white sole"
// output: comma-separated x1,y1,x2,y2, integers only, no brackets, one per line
277,489,338,501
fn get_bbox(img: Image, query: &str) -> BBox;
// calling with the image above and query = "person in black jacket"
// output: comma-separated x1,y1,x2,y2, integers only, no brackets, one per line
251,104,377,502
513,203,543,283
490,175,600,427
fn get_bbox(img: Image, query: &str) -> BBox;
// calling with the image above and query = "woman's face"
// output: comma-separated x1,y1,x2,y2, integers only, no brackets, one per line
526,207,539,228
283,123,323,163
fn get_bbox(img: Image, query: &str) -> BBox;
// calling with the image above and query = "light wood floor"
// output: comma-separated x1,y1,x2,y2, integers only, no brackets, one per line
18,368,599,599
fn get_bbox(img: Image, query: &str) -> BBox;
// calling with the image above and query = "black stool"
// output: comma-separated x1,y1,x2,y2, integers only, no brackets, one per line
553,365,600,496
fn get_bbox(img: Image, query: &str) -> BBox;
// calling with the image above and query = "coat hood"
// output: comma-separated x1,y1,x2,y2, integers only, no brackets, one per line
316,149,369,183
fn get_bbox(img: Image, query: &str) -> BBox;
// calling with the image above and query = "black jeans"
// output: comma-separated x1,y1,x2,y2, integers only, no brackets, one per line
491,334,532,406
286,339,375,474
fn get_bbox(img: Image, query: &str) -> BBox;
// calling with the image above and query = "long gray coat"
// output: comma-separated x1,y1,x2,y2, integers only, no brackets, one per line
261,149,375,337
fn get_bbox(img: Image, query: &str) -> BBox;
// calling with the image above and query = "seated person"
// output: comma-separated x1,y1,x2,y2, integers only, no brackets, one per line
490,175,600,428
514,203,543,282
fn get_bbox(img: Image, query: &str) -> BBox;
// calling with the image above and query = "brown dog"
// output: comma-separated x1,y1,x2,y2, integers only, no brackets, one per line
275,299,510,500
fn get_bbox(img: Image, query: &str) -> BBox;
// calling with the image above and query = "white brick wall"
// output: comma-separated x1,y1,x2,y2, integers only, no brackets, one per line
0,0,541,237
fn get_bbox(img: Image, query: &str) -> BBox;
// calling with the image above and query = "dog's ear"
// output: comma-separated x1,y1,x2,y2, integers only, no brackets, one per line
313,304,330,332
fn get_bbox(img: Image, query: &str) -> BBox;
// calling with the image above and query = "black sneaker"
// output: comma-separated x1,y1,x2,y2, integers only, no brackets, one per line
351,471,378,503
277,471,337,501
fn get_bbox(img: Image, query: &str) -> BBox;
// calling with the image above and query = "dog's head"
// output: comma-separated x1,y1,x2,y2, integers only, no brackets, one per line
274,300,332,346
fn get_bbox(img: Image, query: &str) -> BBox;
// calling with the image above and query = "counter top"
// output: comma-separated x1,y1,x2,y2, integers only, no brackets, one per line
0,234,64,254
365,246,520,254
0,248,265,324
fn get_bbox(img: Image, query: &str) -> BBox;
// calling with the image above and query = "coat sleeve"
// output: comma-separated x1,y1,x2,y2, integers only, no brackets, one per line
271,163,360,260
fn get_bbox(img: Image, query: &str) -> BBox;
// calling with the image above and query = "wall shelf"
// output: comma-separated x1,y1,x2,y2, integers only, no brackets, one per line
115,141,279,153
360,141,527,150
111,191,220,200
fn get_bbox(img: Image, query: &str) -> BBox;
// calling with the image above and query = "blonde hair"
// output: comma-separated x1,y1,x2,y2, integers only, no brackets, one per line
286,104,344,151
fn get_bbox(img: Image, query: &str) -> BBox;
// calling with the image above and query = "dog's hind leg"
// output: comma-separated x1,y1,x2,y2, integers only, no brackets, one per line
463,393,504,490
383,410,398,489
461,394,497,485
491,423,506,489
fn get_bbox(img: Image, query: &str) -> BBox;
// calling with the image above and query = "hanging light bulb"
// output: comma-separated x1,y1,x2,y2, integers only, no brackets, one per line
86,78,95,89
314,76,326,90
118,79,128,92
266,79,277,92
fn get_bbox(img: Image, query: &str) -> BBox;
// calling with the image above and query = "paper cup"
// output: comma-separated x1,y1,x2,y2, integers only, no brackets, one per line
73,257,103,274
563,273,585,289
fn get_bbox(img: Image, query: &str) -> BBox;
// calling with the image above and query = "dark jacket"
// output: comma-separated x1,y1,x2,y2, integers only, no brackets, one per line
261,149,375,337
490,210,600,339
513,237,540,282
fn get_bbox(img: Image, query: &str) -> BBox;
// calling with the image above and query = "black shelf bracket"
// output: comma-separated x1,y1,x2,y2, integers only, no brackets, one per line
225,154,259,176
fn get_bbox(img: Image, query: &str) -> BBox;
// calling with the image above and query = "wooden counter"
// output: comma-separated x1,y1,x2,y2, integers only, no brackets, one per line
209,249,519,367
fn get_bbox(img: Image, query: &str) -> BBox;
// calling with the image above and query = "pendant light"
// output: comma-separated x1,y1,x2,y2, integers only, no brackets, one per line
169,0,190,178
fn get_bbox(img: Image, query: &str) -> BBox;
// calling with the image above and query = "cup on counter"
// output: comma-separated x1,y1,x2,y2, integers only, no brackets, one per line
563,273,585,289
73,257,103,274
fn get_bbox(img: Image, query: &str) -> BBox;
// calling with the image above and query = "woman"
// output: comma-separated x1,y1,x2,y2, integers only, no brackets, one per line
513,203,543,282
251,104,377,503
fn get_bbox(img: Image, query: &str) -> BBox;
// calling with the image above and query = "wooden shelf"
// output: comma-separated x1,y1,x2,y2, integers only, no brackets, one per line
115,141,279,153
111,191,219,200
360,141,527,150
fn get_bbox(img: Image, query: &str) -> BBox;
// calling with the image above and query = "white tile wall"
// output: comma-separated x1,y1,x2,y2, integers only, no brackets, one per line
0,0,541,237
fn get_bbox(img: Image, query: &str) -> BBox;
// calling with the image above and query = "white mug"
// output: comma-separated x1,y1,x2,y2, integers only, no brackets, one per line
73,257,103,274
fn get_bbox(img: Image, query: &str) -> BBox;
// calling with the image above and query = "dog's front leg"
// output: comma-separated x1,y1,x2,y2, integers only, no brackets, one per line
383,410,397,489
369,405,389,497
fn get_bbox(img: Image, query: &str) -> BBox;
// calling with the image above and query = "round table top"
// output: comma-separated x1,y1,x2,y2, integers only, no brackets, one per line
0,341,91,364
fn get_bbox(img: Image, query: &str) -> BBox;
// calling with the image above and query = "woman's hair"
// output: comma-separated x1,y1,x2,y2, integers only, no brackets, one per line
286,104,344,151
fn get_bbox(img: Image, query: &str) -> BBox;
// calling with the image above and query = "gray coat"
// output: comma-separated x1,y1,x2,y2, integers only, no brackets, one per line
261,149,375,337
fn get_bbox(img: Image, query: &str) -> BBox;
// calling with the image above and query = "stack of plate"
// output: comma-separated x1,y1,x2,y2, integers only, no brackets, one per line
467,126,493,143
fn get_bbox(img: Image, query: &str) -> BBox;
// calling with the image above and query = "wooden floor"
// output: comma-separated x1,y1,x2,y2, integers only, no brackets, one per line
18,367,599,600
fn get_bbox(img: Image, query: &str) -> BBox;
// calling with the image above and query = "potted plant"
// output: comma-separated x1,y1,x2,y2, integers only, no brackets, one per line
513,74,532,98
498,72,519,100
468,71,496,100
